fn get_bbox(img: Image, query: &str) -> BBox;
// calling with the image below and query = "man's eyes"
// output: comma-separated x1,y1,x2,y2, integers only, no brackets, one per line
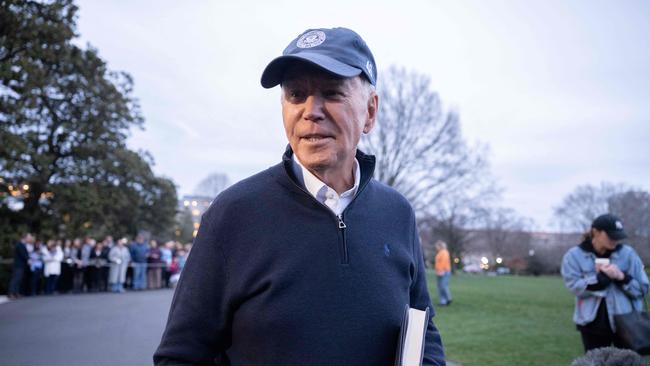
285,88,345,102
323,90,344,98
288,90,305,99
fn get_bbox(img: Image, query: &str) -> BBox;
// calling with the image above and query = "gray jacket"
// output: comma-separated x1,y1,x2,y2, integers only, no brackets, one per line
108,246,131,284
561,243,649,331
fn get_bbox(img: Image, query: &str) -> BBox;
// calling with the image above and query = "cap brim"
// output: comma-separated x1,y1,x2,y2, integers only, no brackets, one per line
261,52,362,88
606,230,627,240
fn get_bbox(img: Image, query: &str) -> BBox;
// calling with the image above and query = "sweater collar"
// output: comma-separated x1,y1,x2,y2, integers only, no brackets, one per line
281,145,376,190
291,154,360,200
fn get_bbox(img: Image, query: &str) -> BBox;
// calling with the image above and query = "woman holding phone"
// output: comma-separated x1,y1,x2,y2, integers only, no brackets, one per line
561,214,649,352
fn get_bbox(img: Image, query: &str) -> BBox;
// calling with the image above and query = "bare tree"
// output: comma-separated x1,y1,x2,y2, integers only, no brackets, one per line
418,188,497,268
478,207,533,260
418,203,475,268
553,182,628,232
608,190,650,261
532,235,577,275
194,172,230,198
608,190,650,238
360,66,489,216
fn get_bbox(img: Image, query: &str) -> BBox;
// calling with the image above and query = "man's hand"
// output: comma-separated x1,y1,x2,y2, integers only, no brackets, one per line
600,264,625,281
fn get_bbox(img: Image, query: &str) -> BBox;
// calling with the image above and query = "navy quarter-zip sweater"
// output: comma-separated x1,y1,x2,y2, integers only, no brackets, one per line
154,148,446,366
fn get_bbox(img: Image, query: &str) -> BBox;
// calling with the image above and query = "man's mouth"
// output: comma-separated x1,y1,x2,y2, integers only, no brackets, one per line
302,134,332,142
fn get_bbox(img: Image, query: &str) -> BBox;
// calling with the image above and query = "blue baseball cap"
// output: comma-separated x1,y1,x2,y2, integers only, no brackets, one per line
261,27,377,88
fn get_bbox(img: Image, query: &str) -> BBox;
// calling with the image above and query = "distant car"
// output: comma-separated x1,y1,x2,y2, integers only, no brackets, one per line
496,267,511,275
462,264,482,273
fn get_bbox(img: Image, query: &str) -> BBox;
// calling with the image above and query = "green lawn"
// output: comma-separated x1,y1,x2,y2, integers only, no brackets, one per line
427,272,584,366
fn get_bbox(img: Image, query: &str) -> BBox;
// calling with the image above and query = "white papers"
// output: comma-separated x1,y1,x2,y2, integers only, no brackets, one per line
396,306,429,366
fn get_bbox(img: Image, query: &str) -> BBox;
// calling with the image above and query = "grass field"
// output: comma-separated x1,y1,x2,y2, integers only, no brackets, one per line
427,272,586,366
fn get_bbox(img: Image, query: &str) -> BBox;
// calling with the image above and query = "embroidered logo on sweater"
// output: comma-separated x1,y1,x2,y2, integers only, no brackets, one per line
384,244,391,257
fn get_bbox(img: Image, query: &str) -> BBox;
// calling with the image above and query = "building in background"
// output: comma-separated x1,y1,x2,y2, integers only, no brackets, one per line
178,195,213,238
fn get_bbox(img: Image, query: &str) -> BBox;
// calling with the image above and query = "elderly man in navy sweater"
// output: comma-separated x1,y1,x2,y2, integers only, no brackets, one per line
154,27,446,366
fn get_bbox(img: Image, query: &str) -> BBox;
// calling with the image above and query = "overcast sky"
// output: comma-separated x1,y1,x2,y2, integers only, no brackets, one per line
74,0,650,231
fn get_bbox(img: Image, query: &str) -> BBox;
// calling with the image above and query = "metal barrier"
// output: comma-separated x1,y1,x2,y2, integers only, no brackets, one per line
0,258,170,268
0,257,178,295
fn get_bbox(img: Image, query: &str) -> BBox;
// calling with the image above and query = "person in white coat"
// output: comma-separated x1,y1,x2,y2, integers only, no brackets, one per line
42,240,64,295
109,238,131,293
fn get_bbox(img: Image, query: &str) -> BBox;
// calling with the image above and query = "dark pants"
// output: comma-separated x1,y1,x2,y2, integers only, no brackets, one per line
580,329,627,352
83,267,92,291
58,263,73,293
45,275,59,295
8,266,25,296
163,268,171,288
30,269,43,295
72,267,84,293
125,266,133,289
101,267,109,291
89,266,105,292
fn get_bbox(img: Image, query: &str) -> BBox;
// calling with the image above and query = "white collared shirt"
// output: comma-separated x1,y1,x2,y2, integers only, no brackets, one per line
291,154,360,216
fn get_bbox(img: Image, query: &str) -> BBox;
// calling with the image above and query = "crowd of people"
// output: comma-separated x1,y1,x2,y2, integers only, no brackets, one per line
7,233,192,299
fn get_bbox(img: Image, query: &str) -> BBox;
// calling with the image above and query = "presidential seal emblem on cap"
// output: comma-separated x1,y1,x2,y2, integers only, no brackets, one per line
296,30,326,48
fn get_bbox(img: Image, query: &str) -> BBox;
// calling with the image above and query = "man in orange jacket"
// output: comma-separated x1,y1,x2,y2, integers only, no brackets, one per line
435,240,452,306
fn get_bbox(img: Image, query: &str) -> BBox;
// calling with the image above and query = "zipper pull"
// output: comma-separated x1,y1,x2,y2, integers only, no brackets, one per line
337,215,347,229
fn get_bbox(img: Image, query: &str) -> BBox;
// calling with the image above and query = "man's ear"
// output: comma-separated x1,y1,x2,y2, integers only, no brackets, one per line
363,92,378,134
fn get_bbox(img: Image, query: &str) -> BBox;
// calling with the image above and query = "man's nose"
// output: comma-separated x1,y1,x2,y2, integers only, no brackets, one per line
303,94,325,122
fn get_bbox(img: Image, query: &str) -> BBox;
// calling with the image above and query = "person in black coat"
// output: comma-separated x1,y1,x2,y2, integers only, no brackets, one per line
8,233,34,299
58,239,74,293
88,242,108,292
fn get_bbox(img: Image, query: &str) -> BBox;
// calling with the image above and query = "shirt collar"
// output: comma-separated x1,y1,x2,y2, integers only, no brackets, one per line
291,154,360,199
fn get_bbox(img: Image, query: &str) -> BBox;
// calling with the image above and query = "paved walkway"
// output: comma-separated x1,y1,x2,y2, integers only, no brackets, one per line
0,290,460,365
0,290,173,366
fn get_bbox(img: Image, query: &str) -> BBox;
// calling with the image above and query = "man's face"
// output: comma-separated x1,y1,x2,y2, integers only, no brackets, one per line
281,64,377,175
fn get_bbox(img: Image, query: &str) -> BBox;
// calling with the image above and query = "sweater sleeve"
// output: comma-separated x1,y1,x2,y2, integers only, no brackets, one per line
154,209,232,366
410,223,446,366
